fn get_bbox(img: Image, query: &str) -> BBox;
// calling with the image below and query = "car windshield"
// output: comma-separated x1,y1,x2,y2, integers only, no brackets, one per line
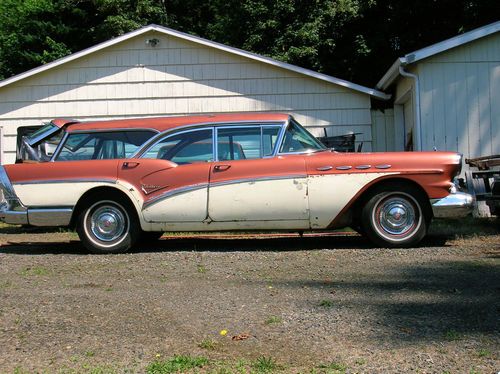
280,119,326,153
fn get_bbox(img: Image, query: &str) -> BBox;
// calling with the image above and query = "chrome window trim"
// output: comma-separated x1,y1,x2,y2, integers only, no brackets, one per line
50,131,69,161
263,124,285,157
276,118,326,155
139,127,216,162
214,124,284,160
132,119,290,159
52,129,158,162
68,128,160,134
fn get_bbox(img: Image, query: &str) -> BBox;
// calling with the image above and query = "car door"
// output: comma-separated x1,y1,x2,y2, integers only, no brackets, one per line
120,128,214,223
207,125,309,228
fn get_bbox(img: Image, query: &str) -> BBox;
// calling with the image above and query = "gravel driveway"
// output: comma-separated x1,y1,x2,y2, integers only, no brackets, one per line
0,227,499,373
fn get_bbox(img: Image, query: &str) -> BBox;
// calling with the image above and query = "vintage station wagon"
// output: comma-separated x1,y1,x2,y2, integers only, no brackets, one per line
0,113,473,253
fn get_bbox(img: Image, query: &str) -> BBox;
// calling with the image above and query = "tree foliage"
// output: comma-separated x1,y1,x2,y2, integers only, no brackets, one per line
0,0,498,85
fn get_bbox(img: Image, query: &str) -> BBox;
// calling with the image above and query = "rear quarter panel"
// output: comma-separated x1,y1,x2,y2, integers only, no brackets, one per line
5,160,121,207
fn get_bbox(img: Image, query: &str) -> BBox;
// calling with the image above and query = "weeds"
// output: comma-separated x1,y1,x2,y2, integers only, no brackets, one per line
197,265,207,273
251,356,280,373
317,361,347,373
146,355,208,374
444,329,461,341
265,315,282,325
20,266,49,276
198,338,220,351
477,348,491,357
318,300,333,308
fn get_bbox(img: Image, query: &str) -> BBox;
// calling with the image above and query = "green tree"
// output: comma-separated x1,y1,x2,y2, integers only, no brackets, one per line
0,0,499,85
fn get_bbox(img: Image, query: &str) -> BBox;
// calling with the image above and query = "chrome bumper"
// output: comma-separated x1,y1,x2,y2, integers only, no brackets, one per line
431,192,474,218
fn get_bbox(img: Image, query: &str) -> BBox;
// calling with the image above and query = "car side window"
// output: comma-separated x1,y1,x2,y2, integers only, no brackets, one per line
280,120,326,153
217,126,281,160
56,131,155,161
142,129,214,165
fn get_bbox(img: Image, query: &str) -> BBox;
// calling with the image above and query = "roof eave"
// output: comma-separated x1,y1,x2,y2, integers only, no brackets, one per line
376,57,406,91
404,20,500,64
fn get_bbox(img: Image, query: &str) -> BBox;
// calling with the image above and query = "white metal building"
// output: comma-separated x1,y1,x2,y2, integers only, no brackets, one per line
0,24,387,165
374,21,500,160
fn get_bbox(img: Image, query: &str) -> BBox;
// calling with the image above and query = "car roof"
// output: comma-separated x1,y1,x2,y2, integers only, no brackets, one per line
61,113,290,133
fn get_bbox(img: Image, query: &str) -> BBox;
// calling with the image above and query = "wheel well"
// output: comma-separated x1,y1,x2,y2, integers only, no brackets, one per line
70,186,137,228
351,177,432,225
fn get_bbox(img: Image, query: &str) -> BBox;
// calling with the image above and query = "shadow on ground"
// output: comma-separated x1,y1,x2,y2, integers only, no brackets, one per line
264,260,500,344
0,232,452,255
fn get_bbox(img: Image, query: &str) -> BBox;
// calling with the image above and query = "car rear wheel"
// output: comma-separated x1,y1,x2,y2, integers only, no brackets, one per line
77,195,139,254
361,185,430,247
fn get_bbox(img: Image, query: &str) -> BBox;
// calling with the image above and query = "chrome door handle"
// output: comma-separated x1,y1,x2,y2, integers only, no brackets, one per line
123,162,140,168
214,165,231,172
316,165,333,171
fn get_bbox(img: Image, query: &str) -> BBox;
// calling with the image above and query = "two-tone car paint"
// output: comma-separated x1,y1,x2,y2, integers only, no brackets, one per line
0,113,473,252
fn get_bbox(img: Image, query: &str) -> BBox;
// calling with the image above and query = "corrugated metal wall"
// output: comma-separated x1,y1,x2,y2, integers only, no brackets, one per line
0,30,373,164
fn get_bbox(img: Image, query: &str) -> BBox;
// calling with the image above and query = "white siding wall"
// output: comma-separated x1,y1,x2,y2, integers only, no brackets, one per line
371,109,394,151
417,32,500,158
0,30,372,164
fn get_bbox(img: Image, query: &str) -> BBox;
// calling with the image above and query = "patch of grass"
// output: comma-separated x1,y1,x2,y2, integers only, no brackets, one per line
198,338,220,351
318,299,333,308
251,356,280,373
146,355,209,374
476,348,491,358
355,358,366,365
85,350,95,357
20,266,50,276
13,367,30,374
317,361,347,373
265,315,282,325
444,329,461,341
104,287,113,292
197,264,207,273
0,280,13,289
81,364,117,374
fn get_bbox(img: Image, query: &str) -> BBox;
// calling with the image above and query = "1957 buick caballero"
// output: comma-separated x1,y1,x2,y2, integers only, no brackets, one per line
0,113,473,253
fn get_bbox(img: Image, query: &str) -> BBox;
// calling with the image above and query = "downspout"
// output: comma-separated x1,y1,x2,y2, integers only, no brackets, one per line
398,66,422,151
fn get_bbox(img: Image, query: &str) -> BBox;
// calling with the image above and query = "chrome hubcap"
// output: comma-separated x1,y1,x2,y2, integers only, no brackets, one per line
378,197,416,236
90,205,126,242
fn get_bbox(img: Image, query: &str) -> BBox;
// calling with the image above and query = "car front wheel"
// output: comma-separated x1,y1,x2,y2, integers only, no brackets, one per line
361,186,430,247
77,195,139,254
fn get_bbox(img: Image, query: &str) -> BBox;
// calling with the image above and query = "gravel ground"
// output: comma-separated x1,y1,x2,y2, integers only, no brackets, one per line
0,227,499,373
